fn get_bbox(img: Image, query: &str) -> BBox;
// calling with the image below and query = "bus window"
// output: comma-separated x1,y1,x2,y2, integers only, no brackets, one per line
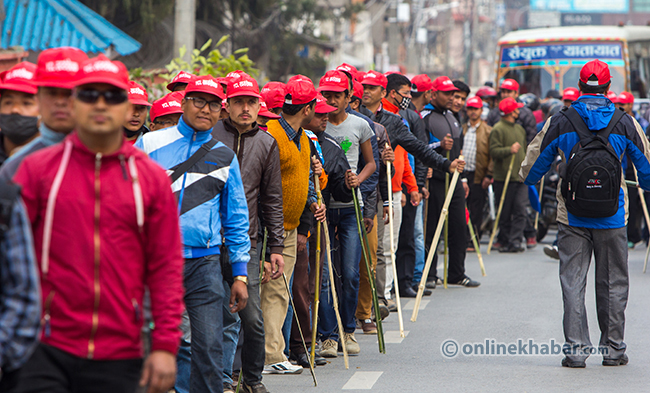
562,66,624,95
503,68,553,98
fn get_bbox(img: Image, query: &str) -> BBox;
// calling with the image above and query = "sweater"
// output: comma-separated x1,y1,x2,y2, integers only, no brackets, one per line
267,119,311,231
489,119,526,182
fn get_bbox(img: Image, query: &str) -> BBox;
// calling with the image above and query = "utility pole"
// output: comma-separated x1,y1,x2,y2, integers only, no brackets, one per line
174,0,196,64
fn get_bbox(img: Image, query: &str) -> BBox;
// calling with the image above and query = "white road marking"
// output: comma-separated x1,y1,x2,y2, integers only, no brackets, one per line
403,299,429,310
381,330,409,344
342,371,383,390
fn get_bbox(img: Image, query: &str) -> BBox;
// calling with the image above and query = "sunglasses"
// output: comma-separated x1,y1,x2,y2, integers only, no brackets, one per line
76,89,128,105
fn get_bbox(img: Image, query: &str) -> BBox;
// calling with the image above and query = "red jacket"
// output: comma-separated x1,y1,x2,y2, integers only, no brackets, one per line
13,133,184,360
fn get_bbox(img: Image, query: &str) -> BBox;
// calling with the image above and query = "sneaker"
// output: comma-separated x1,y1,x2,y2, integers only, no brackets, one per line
425,279,437,289
413,285,432,296
361,319,377,334
224,382,235,393
289,351,311,368
492,241,502,250
603,354,629,366
262,360,303,374
340,332,360,355
543,245,559,260
526,237,537,249
320,339,338,358
449,276,480,287
386,298,397,312
240,381,270,393
561,357,586,368
313,352,327,366
378,304,390,320
500,243,525,253
628,241,635,249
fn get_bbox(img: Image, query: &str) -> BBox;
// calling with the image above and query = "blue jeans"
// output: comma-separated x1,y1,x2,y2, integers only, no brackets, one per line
319,207,362,341
221,247,265,386
174,255,225,393
282,270,295,358
413,203,425,286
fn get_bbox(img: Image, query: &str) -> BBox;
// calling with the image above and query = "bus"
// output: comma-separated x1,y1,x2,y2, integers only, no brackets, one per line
496,25,650,98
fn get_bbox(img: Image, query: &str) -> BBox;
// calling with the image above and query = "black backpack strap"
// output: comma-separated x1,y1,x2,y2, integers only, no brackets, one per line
599,108,625,142
169,138,218,184
561,106,625,145
0,181,20,239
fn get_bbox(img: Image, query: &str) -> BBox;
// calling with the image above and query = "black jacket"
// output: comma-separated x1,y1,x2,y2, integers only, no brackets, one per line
399,108,428,189
487,104,537,144
422,105,463,182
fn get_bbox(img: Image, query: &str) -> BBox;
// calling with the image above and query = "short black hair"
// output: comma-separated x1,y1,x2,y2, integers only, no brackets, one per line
453,80,470,95
578,80,611,95
411,91,424,99
282,97,317,116
386,74,412,95
545,89,561,99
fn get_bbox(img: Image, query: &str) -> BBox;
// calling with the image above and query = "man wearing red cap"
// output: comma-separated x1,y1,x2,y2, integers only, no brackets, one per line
211,72,288,389
149,91,185,131
489,97,527,253
411,74,434,113
487,79,538,144
463,96,493,244
260,82,286,116
136,75,251,393
0,62,39,164
263,75,326,372
256,100,281,128
421,76,479,288
123,81,151,143
167,71,196,92
12,54,184,393
0,47,88,183
563,87,580,107
521,59,650,368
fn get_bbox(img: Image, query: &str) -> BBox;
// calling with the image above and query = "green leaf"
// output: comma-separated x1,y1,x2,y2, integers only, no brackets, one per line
200,39,213,52
216,35,230,47
233,48,248,55
179,46,186,58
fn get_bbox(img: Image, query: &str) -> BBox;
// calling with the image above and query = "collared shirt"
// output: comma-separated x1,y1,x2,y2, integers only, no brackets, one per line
278,115,317,206
0,197,40,372
463,121,479,172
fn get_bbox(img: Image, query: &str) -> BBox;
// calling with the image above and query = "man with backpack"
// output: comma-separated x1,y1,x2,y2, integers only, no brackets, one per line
521,59,650,368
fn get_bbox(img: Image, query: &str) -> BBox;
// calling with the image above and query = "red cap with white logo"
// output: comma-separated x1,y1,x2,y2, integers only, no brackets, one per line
607,91,618,103
352,80,364,100
261,82,286,109
499,97,524,115
227,73,262,99
185,75,226,100
562,87,580,102
315,94,337,114
359,70,388,89
466,96,483,109
432,76,459,92
33,47,88,89
166,71,196,91
0,62,37,94
74,54,129,90
150,91,185,122
618,91,634,104
285,75,317,105
259,100,281,119
318,70,349,93
411,74,434,93
128,81,151,106
499,79,519,91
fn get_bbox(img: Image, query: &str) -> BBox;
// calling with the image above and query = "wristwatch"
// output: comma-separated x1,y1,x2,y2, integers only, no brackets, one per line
234,275,249,285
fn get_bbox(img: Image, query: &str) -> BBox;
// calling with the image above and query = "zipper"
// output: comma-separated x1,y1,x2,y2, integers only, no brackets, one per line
132,298,142,323
88,153,102,359
43,290,55,337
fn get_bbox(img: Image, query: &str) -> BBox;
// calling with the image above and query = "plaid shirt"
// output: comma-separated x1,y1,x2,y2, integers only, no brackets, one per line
463,121,479,172
0,197,40,372
278,116,317,206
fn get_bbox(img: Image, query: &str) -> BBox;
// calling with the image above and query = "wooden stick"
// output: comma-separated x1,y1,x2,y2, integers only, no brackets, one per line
282,273,317,385
467,208,486,276
534,176,544,231
386,157,405,337
632,167,650,273
309,174,322,367
322,220,350,368
423,178,429,241
487,155,516,255
411,155,463,322
443,152,450,289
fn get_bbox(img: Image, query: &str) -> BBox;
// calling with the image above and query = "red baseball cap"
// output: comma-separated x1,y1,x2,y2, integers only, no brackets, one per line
259,100,281,119
499,97,524,114
261,82,286,109
0,62,37,94
359,70,388,89
74,54,129,90
618,91,634,104
352,80,364,100
33,47,88,89
185,75,226,100
562,87,580,102
336,63,358,78
411,74,434,93
580,59,611,86
128,81,151,106
150,91,184,122
499,79,519,91
607,90,618,103
315,94,337,114
432,76,459,92
285,75,317,105
166,71,196,91
476,86,497,98
318,70,349,93
227,73,262,99
466,96,483,109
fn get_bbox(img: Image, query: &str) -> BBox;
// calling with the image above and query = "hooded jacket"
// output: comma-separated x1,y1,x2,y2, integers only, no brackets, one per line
135,116,251,275
520,95,650,229
13,132,184,360
422,103,463,181
212,118,284,254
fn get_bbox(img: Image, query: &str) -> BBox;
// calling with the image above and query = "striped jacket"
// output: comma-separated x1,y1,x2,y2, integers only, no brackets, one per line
136,116,251,275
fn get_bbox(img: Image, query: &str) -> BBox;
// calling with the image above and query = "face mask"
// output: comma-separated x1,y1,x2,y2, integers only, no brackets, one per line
123,124,150,139
0,113,39,145
397,93,411,110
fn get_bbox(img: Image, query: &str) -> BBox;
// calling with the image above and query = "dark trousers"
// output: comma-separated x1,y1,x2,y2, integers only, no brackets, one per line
493,181,527,246
0,368,21,392
396,191,418,291
465,172,487,240
14,343,142,393
425,177,467,283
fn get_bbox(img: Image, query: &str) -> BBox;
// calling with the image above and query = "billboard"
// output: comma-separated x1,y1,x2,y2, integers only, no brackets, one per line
500,42,623,63
530,0,628,13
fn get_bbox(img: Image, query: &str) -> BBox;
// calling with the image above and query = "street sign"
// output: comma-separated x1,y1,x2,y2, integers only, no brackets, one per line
528,11,561,28
561,13,602,26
